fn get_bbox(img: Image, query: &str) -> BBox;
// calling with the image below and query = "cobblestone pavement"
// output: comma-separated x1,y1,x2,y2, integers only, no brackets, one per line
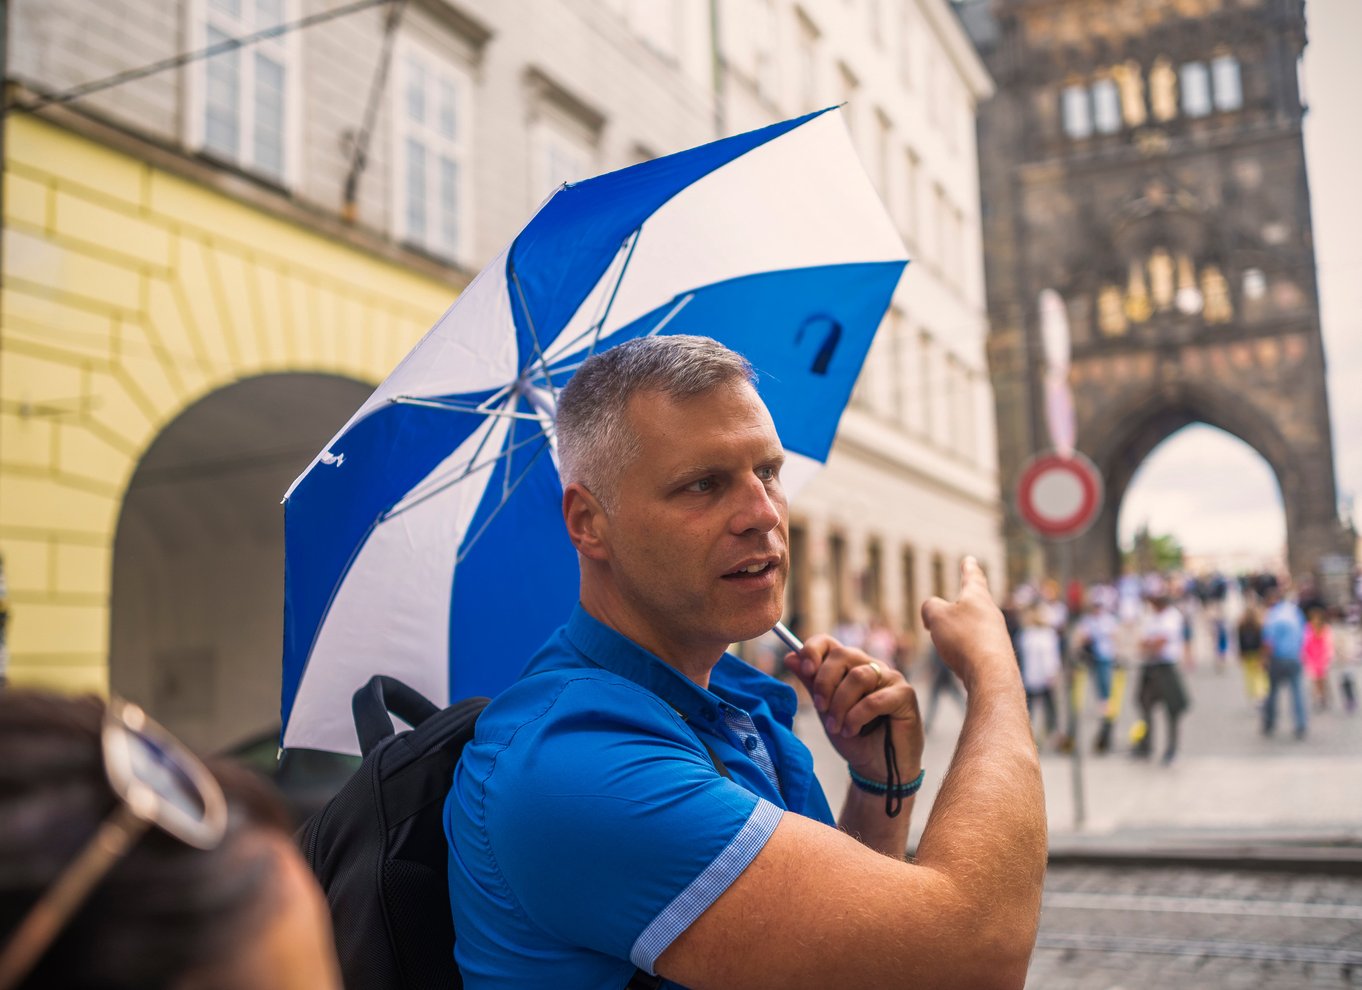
1027,863,1362,989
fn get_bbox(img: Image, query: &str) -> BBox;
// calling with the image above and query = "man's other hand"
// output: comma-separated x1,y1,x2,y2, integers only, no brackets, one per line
783,636,923,785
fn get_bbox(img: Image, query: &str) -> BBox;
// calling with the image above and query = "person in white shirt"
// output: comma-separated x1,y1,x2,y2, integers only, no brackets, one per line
1134,592,1191,764
1019,606,1062,747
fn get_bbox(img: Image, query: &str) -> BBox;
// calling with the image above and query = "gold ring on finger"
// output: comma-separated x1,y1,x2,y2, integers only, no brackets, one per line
867,661,883,688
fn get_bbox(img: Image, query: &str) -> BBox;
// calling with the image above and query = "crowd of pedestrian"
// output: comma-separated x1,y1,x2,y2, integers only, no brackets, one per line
779,566,1362,767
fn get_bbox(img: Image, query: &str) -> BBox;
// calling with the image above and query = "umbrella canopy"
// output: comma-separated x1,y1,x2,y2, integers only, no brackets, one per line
282,107,908,753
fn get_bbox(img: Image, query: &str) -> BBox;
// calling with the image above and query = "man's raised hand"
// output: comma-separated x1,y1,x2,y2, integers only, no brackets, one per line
921,556,1019,693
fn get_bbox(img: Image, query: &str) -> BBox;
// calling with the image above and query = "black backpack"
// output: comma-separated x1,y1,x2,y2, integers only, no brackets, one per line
299,675,665,990
300,675,486,990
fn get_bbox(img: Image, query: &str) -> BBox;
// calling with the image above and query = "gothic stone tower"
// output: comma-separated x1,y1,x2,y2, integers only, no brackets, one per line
963,0,1351,587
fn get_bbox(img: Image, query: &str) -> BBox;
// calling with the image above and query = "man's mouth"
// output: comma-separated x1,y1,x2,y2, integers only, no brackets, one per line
722,560,778,580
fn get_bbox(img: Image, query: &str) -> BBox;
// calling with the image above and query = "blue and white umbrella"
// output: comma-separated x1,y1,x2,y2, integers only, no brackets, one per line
281,107,908,753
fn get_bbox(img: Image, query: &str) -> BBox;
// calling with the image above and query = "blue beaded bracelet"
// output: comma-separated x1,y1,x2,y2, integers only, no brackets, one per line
849,766,925,798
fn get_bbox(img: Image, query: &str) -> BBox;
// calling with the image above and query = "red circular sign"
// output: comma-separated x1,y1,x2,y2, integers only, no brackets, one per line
1016,451,1103,540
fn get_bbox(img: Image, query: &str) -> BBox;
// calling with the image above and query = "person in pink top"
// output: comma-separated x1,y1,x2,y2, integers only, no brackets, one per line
1303,607,1334,711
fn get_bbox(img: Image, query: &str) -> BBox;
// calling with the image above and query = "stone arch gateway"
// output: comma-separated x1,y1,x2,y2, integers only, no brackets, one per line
1070,377,1327,584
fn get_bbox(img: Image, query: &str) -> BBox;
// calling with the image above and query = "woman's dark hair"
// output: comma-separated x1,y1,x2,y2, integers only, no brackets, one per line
0,689,294,989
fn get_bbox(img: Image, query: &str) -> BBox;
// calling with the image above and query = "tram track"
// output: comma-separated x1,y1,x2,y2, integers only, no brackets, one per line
1035,931,1362,968
1029,866,1362,984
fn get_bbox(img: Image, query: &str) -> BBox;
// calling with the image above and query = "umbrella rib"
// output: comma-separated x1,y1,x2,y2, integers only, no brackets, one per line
455,437,554,566
390,395,544,422
528,291,694,393
388,427,549,517
644,292,694,337
545,292,691,383
538,229,641,373
508,263,559,401
588,228,640,358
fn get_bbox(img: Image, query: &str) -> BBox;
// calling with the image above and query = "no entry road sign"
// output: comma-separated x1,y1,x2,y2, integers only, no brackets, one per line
1016,450,1103,540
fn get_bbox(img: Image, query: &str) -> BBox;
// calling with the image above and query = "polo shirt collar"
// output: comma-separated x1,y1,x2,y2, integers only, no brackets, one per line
564,604,729,727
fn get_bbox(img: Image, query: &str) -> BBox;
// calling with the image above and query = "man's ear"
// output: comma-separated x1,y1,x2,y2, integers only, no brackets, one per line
563,482,610,561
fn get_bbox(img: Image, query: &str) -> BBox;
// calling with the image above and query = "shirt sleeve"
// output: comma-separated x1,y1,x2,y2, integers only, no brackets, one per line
481,677,783,974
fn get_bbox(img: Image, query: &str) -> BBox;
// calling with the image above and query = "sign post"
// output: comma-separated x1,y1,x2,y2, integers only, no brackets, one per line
1016,449,1103,830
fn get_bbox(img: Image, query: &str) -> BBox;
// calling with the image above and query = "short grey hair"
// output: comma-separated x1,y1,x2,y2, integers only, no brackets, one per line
555,335,756,511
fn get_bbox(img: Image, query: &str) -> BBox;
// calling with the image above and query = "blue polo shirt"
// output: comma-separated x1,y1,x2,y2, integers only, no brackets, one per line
445,605,835,989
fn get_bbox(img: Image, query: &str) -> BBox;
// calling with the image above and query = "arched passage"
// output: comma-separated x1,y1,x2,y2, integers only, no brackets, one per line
1065,380,1320,584
1117,423,1285,570
109,373,371,753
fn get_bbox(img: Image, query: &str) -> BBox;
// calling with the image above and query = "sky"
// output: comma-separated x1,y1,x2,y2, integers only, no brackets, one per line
1117,0,1362,565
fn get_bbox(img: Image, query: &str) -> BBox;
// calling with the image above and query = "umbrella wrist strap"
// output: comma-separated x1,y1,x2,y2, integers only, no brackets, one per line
847,724,909,818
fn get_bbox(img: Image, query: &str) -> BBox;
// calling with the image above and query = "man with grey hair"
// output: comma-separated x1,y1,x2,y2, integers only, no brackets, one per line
446,335,1045,989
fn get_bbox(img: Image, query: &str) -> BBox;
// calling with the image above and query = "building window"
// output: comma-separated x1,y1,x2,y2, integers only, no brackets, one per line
919,329,934,440
1091,78,1121,134
898,5,914,87
864,538,883,613
1149,57,1179,121
191,0,297,184
1061,84,1092,138
932,184,950,273
868,0,886,48
796,10,819,112
901,546,917,633
392,40,473,264
1212,54,1243,111
838,62,860,148
873,108,892,198
829,531,848,623
887,308,908,425
788,523,810,634
531,115,594,204
927,50,941,128
902,149,920,245
1112,61,1147,127
1180,61,1212,117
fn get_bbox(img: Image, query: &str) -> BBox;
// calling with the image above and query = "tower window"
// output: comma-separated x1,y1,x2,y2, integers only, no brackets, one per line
1180,61,1212,117
1091,78,1121,134
1062,84,1092,138
1212,55,1243,111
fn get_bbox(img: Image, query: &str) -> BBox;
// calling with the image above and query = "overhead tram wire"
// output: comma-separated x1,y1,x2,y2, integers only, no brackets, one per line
2,0,394,118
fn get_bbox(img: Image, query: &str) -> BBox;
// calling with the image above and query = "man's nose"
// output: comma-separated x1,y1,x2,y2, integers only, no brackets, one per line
731,473,784,534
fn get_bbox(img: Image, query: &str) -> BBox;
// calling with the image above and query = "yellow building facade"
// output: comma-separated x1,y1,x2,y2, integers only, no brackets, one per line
2,113,458,748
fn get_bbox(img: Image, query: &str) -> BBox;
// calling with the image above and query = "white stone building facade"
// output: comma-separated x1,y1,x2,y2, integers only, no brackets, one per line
5,0,1000,745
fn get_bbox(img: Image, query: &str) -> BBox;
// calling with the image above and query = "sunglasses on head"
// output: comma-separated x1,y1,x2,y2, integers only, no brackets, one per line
0,698,229,990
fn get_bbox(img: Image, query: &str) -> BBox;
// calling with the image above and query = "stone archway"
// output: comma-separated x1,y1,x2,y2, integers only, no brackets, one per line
1064,379,1326,585
1117,423,1284,571
109,373,371,753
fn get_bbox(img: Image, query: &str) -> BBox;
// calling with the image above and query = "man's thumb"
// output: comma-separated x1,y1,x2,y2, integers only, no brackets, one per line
921,596,947,630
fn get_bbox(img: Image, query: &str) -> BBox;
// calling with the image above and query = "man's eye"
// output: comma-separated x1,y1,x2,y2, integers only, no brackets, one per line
685,477,715,493
757,465,780,482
